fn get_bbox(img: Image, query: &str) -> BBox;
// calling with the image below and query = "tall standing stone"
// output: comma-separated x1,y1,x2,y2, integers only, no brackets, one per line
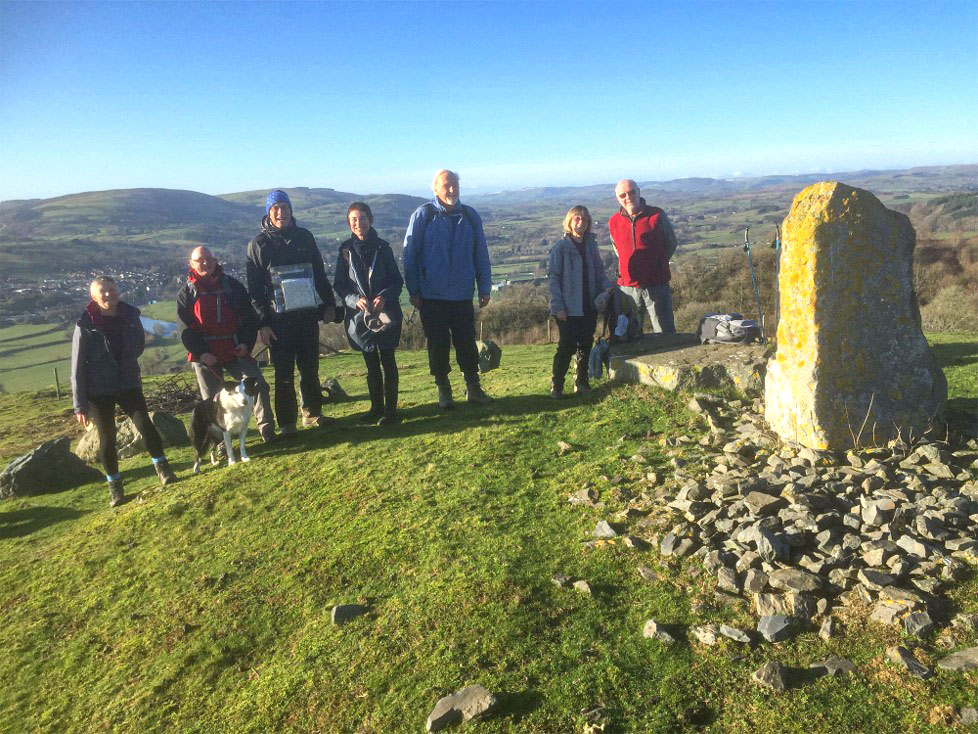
764,182,946,450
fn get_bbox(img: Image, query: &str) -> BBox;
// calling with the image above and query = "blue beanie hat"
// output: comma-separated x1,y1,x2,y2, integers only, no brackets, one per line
265,189,292,212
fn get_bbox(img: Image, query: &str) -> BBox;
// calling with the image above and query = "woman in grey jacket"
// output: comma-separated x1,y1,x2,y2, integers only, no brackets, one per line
547,206,614,398
71,276,176,506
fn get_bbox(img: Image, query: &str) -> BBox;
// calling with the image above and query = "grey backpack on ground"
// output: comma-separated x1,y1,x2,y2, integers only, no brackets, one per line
698,313,762,344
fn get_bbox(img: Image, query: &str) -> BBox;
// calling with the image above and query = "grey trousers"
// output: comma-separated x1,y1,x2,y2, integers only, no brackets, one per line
192,359,274,432
619,283,676,333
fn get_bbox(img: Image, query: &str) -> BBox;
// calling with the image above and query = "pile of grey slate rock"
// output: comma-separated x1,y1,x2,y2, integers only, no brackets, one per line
572,393,978,695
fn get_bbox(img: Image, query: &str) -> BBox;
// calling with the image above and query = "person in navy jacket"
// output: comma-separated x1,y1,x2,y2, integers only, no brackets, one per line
333,202,404,425
402,170,493,408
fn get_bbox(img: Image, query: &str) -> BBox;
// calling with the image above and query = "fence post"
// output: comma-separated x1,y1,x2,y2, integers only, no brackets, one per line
54,367,61,399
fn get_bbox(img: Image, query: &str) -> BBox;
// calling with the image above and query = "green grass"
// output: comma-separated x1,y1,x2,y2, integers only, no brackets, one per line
1,344,976,733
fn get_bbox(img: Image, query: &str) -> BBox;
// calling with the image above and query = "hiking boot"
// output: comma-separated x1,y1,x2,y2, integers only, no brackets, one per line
437,382,455,410
108,479,125,507
574,381,592,396
465,382,493,404
281,423,298,439
154,459,176,486
377,413,400,426
550,378,564,399
358,408,384,424
259,425,279,444
302,413,334,428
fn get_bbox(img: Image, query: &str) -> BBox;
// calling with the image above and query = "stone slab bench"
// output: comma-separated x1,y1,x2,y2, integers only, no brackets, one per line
608,333,768,396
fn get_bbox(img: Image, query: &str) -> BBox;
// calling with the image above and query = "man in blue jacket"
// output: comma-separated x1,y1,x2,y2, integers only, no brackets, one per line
403,169,493,408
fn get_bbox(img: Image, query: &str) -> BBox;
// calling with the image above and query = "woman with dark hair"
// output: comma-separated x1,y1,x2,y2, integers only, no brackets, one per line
71,276,177,506
547,205,614,398
333,202,404,424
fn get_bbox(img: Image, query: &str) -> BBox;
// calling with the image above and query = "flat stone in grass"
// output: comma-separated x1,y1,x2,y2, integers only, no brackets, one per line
936,647,978,672
593,521,618,539
886,646,933,680
573,580,592,595
960,708,978,725
691,624,721,646
768,568,820,592
642,619,675,646
332,604,367,625
752,660,787,692
809,656,856,678
426,684,499,732
757,615,793,643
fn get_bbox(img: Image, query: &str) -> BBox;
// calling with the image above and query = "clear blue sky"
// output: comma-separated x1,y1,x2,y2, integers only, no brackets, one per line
1,0,976,201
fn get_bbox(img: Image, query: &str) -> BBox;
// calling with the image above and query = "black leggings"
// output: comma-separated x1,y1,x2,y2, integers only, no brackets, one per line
363,349,398,387
88,390,164,476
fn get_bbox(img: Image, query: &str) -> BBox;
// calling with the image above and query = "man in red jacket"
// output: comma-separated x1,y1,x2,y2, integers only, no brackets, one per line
177,246,276,443
608,179,678,333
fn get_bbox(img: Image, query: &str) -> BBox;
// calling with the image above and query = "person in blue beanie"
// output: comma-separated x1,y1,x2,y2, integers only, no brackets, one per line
402,170,493,409
246,190,336,437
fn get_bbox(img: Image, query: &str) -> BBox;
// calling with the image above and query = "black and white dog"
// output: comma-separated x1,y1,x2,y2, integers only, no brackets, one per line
190,377,260,474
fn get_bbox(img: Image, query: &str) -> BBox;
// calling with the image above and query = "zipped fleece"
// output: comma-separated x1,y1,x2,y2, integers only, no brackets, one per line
71,301,145,414
608,199,678,288
403,199,491,301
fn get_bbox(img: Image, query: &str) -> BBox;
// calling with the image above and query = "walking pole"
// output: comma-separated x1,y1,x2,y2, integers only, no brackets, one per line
743,227,765,341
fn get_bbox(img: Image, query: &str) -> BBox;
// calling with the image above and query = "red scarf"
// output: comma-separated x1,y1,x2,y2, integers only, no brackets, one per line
85,300,125,362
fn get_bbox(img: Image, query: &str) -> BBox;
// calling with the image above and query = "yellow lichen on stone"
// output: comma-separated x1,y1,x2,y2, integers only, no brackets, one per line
765,181,946,450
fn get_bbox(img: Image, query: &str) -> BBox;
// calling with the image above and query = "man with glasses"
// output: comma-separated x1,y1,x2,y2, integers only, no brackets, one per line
177,245,277,443
608,179,678,333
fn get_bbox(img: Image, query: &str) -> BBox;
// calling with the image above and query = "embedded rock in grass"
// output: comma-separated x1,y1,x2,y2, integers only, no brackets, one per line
1,436,102,498
809,656,856,678
557,441,573,455
331,604,367,625
573,580,592,595
637,566,658,583
426,684,498,732
552,573,572,589
960,708,978,725
764,182,946,450
74,410,189,464
593,521,618,539
936,646,978,672
886,646,933,679
752,660,787,692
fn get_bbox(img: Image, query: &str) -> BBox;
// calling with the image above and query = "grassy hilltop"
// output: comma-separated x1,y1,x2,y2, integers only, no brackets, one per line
1,340,975,733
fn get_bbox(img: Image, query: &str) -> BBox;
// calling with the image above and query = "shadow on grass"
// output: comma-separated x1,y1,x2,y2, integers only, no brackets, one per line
493,689,545,726
0,505,86,538
931,340,978,369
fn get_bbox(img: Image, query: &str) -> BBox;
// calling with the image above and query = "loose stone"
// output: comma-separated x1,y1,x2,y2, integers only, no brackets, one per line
768,568,820,592
743,569,768,594
886,646,934,680
637,566,658,583
752,660,787,692
717,567,740,594
573,580,592,595
719,624,751,643
902,611,934,639
642,619,676,646
757,615,793,643
691,624,721,646
426,684,499,732
593,521,618,539
819,617,836,641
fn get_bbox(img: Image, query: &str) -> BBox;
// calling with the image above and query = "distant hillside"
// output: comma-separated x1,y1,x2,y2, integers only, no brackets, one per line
218,186,359,211
0,188,254,240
